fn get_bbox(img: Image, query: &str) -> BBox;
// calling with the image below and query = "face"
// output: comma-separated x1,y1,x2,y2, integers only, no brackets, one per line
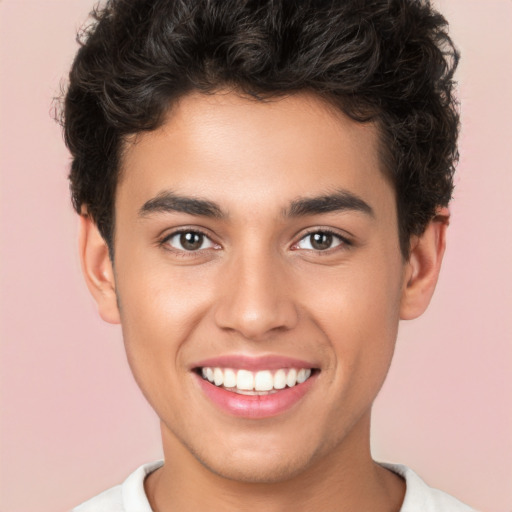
111,91,407,482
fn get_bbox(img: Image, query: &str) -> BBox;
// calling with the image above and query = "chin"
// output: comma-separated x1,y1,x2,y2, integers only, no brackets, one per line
202,457,310,484
188,441,318,484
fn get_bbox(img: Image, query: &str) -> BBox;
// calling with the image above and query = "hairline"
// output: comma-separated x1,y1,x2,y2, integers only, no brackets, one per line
104,89,408,261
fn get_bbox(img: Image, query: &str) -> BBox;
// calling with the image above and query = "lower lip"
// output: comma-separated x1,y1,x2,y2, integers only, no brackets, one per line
195,373,317,419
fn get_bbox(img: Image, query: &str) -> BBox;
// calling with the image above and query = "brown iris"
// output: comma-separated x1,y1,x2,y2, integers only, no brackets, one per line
310,232,333,250
180,232,204,250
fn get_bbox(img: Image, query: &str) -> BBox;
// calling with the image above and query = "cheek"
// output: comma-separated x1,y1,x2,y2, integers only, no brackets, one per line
301,252,403,387
114,257,214,390
117,254,213,332
302,257,402,334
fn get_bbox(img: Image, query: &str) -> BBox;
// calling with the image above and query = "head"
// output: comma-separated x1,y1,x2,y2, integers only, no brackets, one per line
64,0,459,260
62,0,459,486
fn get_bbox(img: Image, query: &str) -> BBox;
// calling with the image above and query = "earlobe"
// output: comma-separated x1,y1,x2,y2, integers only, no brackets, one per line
78,212,121,324
400,207,449,320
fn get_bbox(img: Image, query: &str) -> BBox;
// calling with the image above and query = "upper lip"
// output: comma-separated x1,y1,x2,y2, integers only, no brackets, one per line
191,354,319,371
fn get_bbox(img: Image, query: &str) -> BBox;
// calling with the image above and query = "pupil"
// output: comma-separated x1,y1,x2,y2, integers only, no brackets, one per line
180,232,203,250
311,232,332,250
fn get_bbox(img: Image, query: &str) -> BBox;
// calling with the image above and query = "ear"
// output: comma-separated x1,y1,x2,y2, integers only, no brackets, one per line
78,211,121,324
400,207,449,320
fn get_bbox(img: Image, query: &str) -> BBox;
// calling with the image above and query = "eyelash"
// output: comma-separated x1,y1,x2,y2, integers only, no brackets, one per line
159,227,352,255
159,228,219,255
291,229,352,253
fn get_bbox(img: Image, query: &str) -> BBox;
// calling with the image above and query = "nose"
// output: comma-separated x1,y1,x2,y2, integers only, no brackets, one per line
213,250,299,340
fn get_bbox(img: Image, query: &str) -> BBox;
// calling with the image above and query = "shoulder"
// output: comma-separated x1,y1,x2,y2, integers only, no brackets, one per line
72,484,123,512
72,460,164,512
381,463,478,512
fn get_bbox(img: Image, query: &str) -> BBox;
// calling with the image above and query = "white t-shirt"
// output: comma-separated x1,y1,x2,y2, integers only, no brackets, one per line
72,460,478,512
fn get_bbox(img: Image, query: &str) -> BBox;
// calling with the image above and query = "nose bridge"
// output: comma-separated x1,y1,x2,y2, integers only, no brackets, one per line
214,241,298,339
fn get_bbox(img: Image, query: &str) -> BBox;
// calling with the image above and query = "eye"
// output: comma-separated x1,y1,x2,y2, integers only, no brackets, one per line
163,230,217,252
295,231,346,251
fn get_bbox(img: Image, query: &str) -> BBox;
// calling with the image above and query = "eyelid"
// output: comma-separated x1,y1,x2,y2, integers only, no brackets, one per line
157,226,352,255
290,227,353,251
159,227,221,253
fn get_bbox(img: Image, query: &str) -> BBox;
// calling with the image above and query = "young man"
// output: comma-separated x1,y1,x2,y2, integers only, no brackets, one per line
63,0,476,510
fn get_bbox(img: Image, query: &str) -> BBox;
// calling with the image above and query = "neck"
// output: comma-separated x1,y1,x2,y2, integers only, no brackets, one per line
145,412,405,512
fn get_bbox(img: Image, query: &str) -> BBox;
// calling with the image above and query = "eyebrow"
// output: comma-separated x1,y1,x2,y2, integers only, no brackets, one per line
138,191,224,219
286,190,374,218
138,189,374,220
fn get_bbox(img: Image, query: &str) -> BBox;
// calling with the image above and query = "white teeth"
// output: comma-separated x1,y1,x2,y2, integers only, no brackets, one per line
213,367,224,386
297,368,311,384
273,369,287,389
223,368,237,388
200,366,313,392
286,368,297,387
254,370,273,391
237,369,254,390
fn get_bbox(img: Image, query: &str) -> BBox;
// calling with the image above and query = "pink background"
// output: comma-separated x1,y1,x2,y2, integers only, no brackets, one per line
0,1,510,511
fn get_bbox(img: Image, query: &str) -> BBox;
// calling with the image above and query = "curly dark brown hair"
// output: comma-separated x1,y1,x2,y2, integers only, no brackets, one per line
62,0,459,258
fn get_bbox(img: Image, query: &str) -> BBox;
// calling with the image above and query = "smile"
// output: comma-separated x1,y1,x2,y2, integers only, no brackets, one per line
200,367,313,394
193,357,319,419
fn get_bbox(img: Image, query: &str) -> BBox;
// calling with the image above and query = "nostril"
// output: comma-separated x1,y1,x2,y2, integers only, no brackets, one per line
213,296,300,340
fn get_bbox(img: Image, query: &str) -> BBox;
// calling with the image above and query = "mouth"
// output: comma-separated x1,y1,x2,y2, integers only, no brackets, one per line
196,366,314,395
192,356,320,419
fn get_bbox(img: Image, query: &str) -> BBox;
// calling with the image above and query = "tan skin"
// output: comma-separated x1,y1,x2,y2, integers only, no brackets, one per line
80,91,448,511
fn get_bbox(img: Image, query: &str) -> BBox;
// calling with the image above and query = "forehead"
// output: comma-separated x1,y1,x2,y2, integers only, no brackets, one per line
118,91,393,218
